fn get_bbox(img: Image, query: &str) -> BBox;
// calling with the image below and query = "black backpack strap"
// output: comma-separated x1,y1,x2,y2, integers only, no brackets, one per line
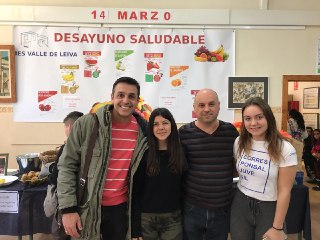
77,113,99,203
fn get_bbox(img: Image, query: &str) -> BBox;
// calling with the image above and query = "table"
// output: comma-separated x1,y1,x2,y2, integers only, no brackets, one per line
285,184,312,240
0,180,53,239
1,182,312,240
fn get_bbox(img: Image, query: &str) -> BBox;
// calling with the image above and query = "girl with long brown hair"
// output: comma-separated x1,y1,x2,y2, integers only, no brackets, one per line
230,97,297,240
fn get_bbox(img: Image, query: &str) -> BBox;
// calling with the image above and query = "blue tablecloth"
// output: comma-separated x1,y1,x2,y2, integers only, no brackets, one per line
0,180,53,236
0,181,312,238
285,184,312,240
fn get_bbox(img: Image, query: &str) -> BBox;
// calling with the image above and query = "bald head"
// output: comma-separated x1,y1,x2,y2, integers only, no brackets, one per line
194,89,219,104
193,88,220,125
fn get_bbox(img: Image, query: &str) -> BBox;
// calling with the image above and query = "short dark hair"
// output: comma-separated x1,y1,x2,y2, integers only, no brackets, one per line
112,77,140,98
306,127,313,131
63,111,84,125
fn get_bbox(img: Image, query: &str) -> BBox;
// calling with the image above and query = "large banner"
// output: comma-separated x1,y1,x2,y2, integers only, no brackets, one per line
13,26,235,123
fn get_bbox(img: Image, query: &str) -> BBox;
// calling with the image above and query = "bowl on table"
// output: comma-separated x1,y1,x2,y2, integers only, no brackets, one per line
16,153,42,175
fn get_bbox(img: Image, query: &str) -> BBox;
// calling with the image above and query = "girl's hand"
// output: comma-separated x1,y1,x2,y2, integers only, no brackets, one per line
263,227,287,240
132,237,143,240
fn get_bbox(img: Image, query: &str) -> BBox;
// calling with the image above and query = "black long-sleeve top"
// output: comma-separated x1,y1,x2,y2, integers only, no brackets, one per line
131,150,183,238
48,144,65,186
303,136,313,159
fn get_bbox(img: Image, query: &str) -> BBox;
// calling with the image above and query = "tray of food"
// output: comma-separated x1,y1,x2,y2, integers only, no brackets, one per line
0,176,19,187
20,171,48,186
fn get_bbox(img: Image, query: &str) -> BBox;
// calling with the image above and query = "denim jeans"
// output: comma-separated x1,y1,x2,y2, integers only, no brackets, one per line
183,202,230,240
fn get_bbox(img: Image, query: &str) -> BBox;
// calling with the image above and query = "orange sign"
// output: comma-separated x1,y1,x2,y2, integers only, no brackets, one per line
169,66,189,77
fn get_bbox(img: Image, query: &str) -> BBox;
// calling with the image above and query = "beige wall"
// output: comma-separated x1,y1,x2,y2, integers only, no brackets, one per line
1,0,320,11
288,81,320,113
1,1,320,169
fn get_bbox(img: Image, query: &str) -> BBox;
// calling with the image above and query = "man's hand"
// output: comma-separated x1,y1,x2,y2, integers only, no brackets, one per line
62,212,83,238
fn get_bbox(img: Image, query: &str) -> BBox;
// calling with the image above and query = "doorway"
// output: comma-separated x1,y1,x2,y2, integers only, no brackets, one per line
281,75,320,130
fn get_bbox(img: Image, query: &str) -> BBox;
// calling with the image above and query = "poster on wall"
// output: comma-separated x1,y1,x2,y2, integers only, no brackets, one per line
303,113,319,129
13,26,235,123
303,87,319,109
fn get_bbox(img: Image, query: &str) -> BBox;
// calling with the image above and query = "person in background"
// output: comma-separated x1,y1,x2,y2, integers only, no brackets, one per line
231,97,297,240
47,111,83,240
310,129,320,191
303,127,315,180
49,111,84,186
131,108,187,240
57,77,148,240
179,89,239,240
287,109,307,142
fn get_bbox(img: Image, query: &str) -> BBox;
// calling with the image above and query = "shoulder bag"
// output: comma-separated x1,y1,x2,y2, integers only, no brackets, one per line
77,113,100,203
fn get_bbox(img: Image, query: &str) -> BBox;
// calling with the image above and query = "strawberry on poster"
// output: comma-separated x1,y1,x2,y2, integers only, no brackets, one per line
13,27,235,122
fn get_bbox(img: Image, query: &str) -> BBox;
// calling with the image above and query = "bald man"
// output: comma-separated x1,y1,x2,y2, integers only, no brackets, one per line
179,89,239,240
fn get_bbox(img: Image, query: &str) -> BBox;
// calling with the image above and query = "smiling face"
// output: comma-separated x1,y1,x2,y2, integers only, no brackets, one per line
111,82,139,123
153,115,172,148
193,89,220,125
243,105,268,141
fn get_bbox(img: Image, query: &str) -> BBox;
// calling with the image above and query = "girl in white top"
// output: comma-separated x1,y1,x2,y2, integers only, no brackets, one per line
230,97,297,240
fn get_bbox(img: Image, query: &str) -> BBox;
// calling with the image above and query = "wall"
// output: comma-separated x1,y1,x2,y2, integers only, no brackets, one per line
1,0,320,11
288,81,320,113
0,0,260,9
1,1,320,169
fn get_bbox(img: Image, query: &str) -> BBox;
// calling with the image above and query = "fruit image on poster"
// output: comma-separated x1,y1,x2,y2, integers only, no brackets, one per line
169,66,189,89
38,91,57,114
194,45,229,62
60,65,79,95
83,51,101,78
144,53,163,83
115,50,134,77
13,27,235,123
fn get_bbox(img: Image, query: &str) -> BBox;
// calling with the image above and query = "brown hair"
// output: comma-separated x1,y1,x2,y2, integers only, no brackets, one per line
237,97,288,162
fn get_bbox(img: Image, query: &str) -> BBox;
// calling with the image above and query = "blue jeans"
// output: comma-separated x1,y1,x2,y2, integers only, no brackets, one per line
183,202,230,240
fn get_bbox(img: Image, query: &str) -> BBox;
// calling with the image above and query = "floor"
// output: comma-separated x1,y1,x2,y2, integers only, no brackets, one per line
1,164,319,240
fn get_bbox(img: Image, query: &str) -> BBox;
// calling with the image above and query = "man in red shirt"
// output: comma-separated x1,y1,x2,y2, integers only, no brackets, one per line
57,77,148,240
